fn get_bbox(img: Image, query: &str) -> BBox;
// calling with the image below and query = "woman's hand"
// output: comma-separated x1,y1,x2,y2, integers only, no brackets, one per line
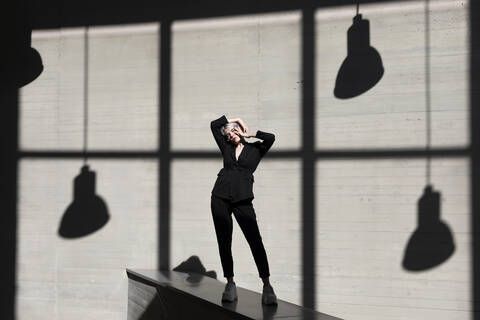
236,119,248,134
233,127,253,138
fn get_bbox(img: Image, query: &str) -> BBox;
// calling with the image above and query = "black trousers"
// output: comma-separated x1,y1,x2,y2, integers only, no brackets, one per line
210,194,270,279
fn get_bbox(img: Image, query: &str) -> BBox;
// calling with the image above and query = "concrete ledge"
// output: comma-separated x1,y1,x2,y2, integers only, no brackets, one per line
126,269,342,320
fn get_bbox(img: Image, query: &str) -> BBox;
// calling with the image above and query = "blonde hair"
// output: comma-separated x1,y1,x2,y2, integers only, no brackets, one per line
220,122,241,136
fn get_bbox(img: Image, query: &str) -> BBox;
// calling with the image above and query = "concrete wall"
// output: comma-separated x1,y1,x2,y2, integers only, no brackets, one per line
18,25,159,319
18,0,471,319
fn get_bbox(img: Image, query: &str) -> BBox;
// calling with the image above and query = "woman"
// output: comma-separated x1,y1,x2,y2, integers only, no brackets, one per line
210,114,278,305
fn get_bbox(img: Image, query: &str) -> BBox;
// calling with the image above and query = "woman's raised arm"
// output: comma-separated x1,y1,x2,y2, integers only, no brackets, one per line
253,130,275,157
210,115,229,153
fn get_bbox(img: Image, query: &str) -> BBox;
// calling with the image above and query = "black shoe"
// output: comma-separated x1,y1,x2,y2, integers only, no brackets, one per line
262,284,278,305
222,282,238,302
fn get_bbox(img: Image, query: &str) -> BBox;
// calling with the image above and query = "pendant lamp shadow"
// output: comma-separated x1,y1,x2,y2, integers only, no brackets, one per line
1,3,43,88
334,13,384,99
402,185,455,271
58,27,110,238
58,165,110,238
402,0,455,271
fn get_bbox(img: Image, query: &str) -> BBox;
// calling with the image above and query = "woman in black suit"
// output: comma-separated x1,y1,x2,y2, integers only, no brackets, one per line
210,115,278,305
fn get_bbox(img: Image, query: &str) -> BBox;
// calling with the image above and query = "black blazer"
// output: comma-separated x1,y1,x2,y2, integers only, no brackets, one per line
210,115,275,203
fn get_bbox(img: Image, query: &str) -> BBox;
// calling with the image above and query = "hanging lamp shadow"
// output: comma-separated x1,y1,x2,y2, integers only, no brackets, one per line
1,5,43,88
402,185,455,271
58,165,110,238
334,14,384,99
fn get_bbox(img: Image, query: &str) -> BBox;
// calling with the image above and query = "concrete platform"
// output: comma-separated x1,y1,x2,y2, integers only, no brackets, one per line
127,269,342,320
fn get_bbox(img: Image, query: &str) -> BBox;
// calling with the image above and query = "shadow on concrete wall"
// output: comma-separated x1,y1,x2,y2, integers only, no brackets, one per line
402,1,455,274
0,1,43,89
403,185,455,271
58,165,110,238
0,89,19,320
334,10,384,99
1,0,479,319
0,0,44,318
470,0,480,317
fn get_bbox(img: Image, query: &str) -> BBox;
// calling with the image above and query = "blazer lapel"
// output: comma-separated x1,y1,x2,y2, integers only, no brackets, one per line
231,142,249,162
229,143,236,162
240,143,250,161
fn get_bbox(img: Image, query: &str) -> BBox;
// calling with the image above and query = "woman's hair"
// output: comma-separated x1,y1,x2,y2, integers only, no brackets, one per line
220,122,241,136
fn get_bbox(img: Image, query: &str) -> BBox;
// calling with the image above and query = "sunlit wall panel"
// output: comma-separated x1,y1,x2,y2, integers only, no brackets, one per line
20,29,84,151
21,24,159,152
171,12,301,151
17,159,158,320
88,24,159,150
315,0,469,149
315,158,470,320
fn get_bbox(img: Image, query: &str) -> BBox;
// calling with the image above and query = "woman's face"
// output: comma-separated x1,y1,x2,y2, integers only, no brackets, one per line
225,127,240,144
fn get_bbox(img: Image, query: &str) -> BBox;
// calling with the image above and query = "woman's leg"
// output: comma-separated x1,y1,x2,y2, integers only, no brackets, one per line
262,277,270,286
231,200,270,279
210,195,235,279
